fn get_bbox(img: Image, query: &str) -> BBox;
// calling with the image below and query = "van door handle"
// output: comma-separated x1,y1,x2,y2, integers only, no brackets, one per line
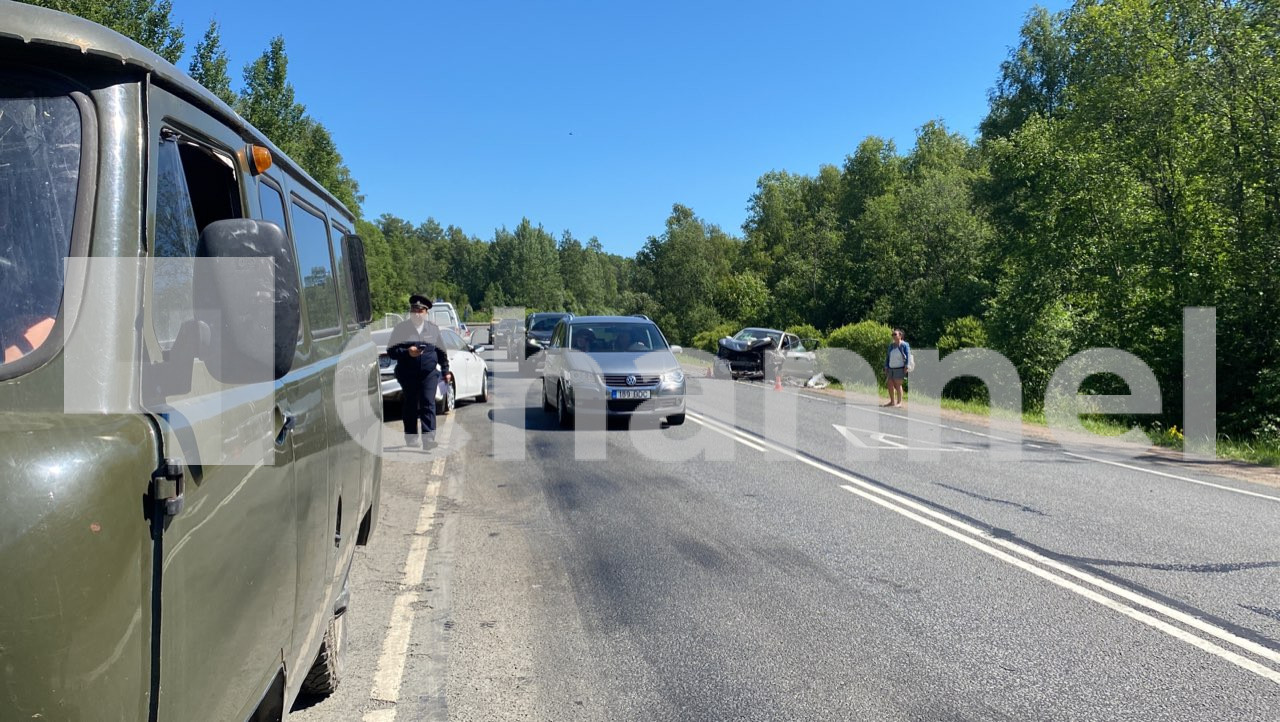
275,413,296,446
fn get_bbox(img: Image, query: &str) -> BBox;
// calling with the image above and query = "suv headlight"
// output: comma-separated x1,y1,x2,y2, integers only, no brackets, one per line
568,370,599,386
662,368,685,385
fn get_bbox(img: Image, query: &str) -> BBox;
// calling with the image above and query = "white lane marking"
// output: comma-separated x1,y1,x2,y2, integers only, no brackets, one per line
362,708,397,722
837,483,1280,685
693,413,774,452
833,423,974,452
690,416,767,452
1063,451,1280,503
725,382,1278,503
688,411,1280,679
369,417,453,705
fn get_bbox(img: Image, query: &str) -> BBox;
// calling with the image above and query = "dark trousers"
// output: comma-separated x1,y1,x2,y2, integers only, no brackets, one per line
400,370,440,437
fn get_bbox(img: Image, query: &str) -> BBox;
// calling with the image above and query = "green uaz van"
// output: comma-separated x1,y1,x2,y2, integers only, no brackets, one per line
0,3,384,720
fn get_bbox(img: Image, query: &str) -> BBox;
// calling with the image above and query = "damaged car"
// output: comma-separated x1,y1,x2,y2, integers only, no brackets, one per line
713,327,817,380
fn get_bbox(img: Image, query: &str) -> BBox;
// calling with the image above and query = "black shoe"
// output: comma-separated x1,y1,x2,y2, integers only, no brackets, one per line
421,436,438,450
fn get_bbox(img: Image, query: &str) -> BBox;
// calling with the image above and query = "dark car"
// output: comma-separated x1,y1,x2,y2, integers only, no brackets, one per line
713,327,817,380
520,312,572,374
491,318,521,355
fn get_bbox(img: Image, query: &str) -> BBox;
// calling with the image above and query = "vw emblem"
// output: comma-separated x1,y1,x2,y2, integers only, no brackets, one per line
626,375,637,386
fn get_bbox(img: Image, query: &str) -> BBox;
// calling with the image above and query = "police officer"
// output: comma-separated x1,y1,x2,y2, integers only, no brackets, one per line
387,295,450,449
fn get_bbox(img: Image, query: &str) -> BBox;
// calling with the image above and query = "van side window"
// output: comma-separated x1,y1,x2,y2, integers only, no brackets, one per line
151,133,240,346
258,180,288,235
330,222,357,331
291,201,339,337
0,83,80,366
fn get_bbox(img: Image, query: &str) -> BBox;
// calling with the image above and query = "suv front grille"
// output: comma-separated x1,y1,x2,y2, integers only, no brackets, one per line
603,374,660,386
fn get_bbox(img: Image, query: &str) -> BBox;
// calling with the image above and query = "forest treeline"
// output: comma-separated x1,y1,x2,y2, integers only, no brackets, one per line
25,0,1280,441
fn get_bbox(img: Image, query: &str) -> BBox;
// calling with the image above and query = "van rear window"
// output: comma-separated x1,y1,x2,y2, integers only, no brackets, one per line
0,79,80,365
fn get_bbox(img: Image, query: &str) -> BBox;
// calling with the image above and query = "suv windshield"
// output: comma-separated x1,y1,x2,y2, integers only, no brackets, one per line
0,75,81,366
568,323,668,353
733,328,781,346
529,316,565,333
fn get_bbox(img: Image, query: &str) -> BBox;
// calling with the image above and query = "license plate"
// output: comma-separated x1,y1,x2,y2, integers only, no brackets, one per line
611,389,651,400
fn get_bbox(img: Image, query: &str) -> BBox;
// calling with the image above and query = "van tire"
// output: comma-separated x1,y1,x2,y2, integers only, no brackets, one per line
301,609,347,696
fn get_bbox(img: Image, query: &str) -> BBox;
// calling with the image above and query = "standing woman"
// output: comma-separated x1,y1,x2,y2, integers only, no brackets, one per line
884,328,911,408
387,294,451,449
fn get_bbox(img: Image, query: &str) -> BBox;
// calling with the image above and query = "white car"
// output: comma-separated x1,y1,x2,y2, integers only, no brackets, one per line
372,327,489,413
435,327,489,412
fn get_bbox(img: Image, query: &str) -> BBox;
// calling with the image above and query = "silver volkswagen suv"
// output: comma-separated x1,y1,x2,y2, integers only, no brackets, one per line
540,316,686,427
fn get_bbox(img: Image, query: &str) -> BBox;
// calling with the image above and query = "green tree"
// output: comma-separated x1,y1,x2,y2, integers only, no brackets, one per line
490,219,563,310
980,6,1071,140
715,271,770,324
188,20,235,106
635,204,736,344
238,37,362,213
238,37,306,154
19,0,185,63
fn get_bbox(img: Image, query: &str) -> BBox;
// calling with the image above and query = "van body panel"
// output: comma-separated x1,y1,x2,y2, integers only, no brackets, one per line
0,411,157,722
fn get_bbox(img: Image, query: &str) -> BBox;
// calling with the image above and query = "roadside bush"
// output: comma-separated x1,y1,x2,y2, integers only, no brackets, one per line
825,320,893,385
937,316,990,402
786,323,824,349
936,316,988,355
691,322,740,353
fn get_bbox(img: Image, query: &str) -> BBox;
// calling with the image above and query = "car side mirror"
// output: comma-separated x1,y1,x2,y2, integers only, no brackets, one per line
670,345,683,355
195,219,300,382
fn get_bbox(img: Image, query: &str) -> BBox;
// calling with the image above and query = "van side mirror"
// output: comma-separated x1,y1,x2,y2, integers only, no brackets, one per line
342,234,374,326
670,345,683,355
195,219,301,382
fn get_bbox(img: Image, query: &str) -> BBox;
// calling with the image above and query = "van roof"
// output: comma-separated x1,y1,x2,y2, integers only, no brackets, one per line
0,0,354,222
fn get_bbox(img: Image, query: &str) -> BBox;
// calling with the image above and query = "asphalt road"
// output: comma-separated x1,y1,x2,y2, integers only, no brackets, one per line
292,350,1280,721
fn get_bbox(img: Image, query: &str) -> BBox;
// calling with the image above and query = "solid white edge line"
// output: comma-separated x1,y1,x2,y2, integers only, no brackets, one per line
690,409,1280,671
1062,451,1280,503
837,483,1280,685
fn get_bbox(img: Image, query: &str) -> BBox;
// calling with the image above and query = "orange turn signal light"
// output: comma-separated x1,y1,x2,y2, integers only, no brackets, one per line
249,144,273,175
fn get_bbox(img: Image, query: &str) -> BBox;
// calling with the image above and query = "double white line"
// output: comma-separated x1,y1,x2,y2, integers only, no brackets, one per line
686,410,1280,686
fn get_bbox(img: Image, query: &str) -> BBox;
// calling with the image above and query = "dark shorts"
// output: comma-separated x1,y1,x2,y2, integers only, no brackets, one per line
886,367,906,381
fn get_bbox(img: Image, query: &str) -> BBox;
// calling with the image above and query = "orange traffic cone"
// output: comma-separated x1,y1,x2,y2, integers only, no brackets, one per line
773,374,783,391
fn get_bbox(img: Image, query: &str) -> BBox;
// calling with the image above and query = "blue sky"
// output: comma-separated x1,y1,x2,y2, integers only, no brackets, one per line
169,1,1068,257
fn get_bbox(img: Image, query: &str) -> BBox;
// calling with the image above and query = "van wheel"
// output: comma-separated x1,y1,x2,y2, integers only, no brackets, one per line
301,609,347,696
477,373,489,402
666,413,686,426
